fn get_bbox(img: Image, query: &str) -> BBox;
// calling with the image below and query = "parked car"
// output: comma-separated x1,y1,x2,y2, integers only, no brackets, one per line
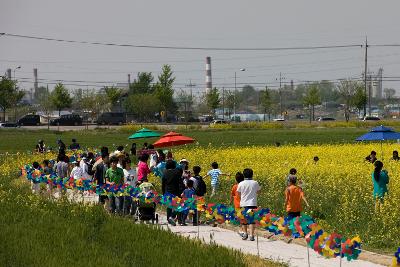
316,117,336,121
97,112,126,125
0,122,20,128
17,114,41,126
210,119,229,125
50,114,83,126
363,116,380,121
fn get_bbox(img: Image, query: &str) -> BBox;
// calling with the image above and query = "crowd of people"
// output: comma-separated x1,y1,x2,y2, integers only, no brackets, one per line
30,139,391,241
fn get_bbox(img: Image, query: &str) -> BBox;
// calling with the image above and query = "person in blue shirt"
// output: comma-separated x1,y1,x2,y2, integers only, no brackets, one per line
180,179,197,226
372,160,389,211
204,162,230,197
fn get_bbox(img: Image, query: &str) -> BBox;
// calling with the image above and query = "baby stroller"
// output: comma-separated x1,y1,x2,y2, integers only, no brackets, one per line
133,200,159,224
133,181,159,224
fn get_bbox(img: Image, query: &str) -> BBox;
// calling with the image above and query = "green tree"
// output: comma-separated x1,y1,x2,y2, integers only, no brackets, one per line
129,72,154,95
384,88,396,102
337,80,358,122
352,85,367,116
72,89,83,110
104,86,122,110
303,84,321,122
176,90,194,123
225,90,242,118
206,87,220,116
37,89,54,130
241,85,256,104
124,93,160,122
260,87,274,121
154,65,176,120
50,83,72,116
0,76,24,122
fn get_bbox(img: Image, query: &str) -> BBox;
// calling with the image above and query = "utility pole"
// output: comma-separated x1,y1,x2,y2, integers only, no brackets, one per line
234,71,237,119
364,36,368,117
277,72,285,116
185,80,196,122
279,72,282,114
222,87,225,120
233,69,245,121
368,74,372,116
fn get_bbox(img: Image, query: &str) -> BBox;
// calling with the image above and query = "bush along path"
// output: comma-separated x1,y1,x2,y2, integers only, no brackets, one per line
19,164,388,266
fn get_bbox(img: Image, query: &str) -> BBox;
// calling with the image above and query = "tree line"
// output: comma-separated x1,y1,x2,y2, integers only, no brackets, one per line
1,65,397,122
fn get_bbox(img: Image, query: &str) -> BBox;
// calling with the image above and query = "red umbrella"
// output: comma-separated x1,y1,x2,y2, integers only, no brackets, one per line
153,131,195,148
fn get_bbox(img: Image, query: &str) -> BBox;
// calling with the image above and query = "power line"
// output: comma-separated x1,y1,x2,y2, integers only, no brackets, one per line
1,32,362,51
0,48,360,65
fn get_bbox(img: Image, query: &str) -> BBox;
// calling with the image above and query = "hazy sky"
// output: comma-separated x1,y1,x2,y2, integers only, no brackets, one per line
1,0,400,97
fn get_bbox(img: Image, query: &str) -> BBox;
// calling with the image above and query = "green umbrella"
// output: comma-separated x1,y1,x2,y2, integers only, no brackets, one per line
128,128,161,139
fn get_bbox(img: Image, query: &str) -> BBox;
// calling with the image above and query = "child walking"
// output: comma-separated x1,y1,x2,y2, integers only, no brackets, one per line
204,162,230,197
180,179,197,226
230,172,245,237
285,175,309,221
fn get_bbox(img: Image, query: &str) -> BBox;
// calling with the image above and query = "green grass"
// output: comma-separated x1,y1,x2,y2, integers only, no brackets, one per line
0,127,369,153
0,172,284,267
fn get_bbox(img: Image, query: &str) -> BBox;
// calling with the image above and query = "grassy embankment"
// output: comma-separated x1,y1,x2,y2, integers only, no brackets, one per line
0,156,285,267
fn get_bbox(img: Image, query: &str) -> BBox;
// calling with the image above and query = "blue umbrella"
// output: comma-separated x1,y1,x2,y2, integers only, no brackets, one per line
356,125,400,159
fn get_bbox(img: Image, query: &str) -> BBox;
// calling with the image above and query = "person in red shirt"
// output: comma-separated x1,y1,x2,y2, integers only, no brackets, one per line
285,175,309,220
230,172,245,236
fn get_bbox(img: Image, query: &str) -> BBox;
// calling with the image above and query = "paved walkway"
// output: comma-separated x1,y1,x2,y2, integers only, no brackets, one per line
72,192,386,267
157,215,384,267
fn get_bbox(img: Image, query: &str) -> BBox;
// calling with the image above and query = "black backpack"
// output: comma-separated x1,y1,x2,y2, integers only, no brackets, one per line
194,175,207,196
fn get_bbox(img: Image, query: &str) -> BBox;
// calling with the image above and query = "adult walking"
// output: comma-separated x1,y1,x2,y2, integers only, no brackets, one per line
372,160,389,210
162,160,183,226
94,153,109,206
236,168,260,241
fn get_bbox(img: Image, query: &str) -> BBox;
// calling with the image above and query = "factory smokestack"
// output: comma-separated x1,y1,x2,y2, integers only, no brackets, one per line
34,68,38,94
205,57,212,93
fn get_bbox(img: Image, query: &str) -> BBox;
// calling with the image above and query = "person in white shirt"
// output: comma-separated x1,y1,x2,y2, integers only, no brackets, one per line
122,157,137,215
70,161,84,180
79,157,90,178
236,168,261,241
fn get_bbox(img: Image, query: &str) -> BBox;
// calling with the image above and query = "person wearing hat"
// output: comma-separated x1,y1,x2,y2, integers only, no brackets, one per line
285,175,309,221
69,138,80,150
35,140,46,153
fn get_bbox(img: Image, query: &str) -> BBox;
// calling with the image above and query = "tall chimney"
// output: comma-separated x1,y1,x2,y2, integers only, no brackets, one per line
205,57,212,94
34,68,38,93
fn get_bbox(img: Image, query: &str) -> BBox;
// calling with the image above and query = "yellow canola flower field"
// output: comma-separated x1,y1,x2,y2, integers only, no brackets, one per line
174,143,400,250
1,143,398,250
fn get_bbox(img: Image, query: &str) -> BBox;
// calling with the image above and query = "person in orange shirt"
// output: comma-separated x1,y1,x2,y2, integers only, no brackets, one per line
285,175,309,220
230,172,245,236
